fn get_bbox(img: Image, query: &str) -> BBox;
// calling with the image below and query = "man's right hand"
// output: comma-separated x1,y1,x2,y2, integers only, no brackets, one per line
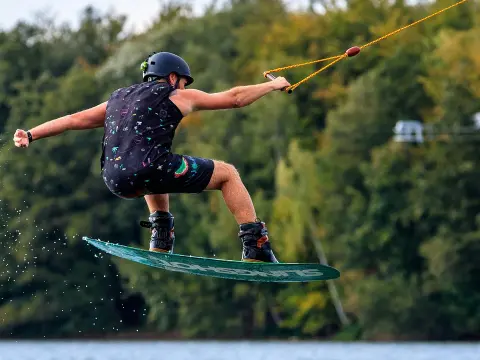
270,76,291,91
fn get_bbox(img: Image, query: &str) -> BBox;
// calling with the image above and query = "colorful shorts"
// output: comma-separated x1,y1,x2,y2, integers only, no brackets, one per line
102,154,214,199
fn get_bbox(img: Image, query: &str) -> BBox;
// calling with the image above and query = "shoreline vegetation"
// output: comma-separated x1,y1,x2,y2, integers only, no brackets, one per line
0,0,479,341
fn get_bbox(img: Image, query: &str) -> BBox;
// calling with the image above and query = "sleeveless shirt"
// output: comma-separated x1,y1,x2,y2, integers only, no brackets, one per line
101,81,184,176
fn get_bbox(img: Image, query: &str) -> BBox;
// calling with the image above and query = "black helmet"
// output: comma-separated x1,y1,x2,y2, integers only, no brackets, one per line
141,52,194,86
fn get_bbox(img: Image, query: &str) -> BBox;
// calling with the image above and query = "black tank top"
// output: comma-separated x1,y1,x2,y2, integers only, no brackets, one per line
101,81,184,174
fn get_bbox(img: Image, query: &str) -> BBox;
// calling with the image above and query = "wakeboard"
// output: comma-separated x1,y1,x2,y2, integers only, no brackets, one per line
83,237,340,283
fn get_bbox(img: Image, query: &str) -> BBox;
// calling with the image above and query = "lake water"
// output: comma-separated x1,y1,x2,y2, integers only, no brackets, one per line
0,341,478,360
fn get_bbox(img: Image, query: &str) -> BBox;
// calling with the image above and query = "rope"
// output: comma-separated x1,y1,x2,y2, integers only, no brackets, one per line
264,0,470,93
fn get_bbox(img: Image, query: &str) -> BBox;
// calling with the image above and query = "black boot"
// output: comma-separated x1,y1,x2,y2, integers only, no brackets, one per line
140,211,175,253
238,221,278,263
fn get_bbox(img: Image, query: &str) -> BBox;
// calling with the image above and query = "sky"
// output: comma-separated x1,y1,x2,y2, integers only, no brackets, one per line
0,0,207,32
0,0,310,33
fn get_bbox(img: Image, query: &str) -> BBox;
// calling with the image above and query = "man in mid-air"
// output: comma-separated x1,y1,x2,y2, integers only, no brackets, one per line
13,52,290,263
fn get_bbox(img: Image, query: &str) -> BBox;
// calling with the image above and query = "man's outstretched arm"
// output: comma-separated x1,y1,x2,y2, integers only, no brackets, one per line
13,102,107,147
182,77,291,112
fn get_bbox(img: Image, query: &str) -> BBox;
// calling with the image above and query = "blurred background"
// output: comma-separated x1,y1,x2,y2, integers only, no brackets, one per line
0,0,479,359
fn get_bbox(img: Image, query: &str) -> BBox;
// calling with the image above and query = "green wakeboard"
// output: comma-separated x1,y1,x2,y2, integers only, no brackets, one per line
83,237,340,283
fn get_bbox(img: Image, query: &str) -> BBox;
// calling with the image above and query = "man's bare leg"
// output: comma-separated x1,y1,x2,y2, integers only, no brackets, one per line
205,160,257,224
206,160,277,262
144,194,169,213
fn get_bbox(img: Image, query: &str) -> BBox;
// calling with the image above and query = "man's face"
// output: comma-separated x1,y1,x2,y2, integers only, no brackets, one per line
177,77,188,90
169,73,188,89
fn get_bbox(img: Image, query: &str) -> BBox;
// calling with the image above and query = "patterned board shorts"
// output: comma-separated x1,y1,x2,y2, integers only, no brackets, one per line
102,154,215,199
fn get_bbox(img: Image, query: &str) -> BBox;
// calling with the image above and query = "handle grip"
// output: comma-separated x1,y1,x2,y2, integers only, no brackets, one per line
264,73,292,94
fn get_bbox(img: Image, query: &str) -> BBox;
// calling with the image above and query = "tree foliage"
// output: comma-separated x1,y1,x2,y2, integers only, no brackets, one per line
0,0,479,340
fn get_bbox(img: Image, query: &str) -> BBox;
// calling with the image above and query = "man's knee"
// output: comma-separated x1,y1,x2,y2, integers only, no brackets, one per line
223,162,240,179
207,160,240,190
217,161,240,180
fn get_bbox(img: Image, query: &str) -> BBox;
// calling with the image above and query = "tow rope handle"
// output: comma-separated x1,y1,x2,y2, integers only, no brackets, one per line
263,72,293,94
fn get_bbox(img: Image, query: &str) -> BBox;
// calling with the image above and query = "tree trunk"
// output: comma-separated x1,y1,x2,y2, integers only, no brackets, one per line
309,223,350,326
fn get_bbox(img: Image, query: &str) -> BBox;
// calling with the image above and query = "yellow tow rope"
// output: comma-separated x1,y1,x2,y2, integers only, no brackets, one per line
263,0,471,93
